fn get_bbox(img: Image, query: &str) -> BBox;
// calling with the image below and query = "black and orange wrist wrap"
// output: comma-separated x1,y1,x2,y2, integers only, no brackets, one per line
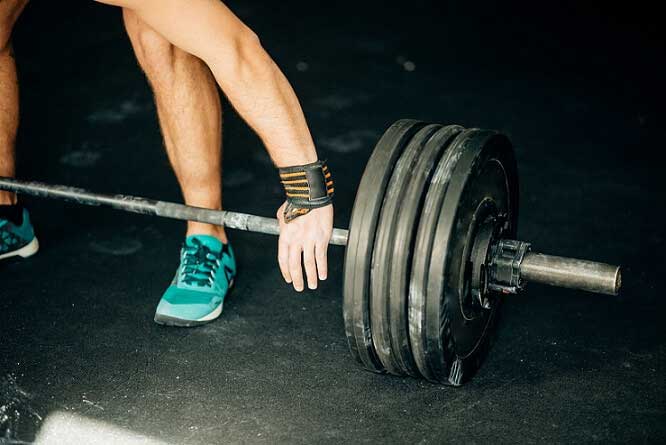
279,160,334,222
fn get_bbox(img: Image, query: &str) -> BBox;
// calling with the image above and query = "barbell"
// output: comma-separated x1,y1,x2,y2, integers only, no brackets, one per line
0,119,621,385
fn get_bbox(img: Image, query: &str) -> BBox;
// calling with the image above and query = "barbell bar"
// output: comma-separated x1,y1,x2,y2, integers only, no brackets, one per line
0,175,620,296
0,177,349,245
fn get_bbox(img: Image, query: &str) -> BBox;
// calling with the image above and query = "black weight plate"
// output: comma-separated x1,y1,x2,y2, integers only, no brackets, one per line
370,124,442,375
409,129,476,381
387,125,463,377
425,129,518,385
343,119,426,372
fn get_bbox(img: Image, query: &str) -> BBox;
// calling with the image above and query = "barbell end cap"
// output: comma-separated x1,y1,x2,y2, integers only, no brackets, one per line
612,266,622,296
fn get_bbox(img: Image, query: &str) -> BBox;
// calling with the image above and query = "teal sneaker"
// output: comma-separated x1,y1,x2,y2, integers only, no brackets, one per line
0,208,39,261
154,235,236,327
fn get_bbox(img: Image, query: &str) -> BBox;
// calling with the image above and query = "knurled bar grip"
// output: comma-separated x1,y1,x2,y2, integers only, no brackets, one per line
0,177,350,246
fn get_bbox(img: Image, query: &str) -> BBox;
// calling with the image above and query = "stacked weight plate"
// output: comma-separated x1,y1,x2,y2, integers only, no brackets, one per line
343,120,519,385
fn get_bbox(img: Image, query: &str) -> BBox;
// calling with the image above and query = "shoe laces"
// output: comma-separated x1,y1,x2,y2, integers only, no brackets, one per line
179,238,222,287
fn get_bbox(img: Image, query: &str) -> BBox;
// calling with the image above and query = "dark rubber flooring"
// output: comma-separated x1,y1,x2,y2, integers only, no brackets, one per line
1,1,664,443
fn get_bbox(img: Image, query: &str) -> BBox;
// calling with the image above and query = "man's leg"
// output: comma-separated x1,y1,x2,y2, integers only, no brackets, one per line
96,0,333,292
0,0,38,261
123,10,235,326
123,8,227,243
0,0,28,205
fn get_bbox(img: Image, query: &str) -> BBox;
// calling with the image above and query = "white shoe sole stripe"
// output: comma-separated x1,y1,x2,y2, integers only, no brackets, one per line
196,302,224,322
194,278,234,321
0,237,39,261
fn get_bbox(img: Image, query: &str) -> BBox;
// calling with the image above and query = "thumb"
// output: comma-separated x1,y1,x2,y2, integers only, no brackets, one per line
276,203,286,224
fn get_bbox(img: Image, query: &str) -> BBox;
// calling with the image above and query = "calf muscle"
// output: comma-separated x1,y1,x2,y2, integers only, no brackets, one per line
0,0,27,205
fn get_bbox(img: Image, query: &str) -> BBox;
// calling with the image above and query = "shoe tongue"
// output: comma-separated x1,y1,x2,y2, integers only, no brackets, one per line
185,234,223,253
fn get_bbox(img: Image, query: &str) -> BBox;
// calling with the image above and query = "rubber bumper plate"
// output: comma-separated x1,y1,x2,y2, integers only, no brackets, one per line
410,128,519,384
343,119,426,372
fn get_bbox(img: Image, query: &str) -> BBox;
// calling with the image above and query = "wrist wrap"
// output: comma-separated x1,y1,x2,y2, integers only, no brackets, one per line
279,160,334,222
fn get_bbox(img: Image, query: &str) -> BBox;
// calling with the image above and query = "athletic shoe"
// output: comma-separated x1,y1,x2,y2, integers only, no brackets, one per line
154,234,236,327
0,208,39,261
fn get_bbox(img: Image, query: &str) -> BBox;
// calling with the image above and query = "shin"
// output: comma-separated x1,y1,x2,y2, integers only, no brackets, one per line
123,9,227,242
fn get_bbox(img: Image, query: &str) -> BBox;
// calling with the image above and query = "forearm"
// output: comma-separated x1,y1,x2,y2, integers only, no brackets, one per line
211,40,318,167
102,0,317,167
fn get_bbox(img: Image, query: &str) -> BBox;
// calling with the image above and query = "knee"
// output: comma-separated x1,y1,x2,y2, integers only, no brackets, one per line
0,0,28,52
0,25,12,53
137,28,175,74
124,12,175,82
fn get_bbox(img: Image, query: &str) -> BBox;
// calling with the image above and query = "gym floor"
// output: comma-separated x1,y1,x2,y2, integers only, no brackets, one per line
1,1,664,443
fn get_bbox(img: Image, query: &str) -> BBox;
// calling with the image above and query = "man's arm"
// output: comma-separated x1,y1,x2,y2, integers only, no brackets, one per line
95,0,332,291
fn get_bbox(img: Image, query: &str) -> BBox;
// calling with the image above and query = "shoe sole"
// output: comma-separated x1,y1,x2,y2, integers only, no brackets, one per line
0,237,40,261
154,279,234,328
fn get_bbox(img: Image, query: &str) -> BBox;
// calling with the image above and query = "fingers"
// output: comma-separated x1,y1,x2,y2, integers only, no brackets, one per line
303,241,318,290
276,201,332,292
288,245,304,292
278,237,291,284
315,241,328,281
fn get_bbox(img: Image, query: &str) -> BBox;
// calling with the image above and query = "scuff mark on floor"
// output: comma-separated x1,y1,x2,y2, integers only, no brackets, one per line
0,374,42,443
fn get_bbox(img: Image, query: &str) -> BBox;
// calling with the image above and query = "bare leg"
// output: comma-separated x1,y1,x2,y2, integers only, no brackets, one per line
0,0,28,205
123,9,227,242
96,0,317,166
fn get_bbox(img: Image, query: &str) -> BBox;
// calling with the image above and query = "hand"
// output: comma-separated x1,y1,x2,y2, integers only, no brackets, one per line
276,202,333,291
